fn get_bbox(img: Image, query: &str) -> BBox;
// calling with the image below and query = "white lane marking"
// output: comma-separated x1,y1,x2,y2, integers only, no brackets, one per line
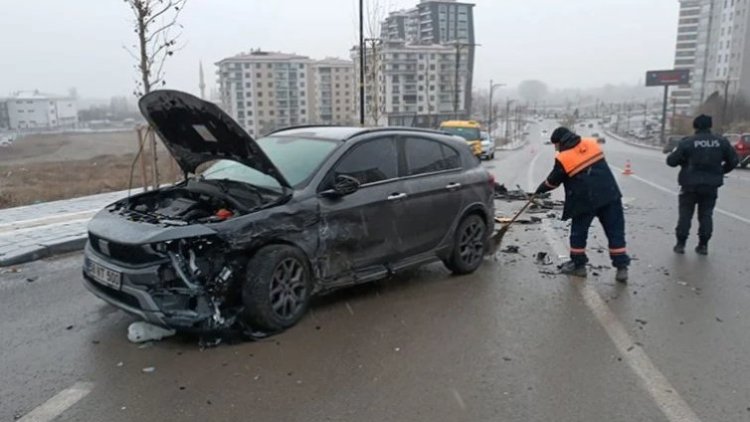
610,165,750,226
527,151,543,192
541,224,703,422
528,157,703,422
18,382,94,422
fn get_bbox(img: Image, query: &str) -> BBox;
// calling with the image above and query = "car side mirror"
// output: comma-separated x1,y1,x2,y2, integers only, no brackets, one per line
321,175,360,198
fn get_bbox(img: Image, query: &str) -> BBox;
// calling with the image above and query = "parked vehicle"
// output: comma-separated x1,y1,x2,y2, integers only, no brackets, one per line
662,135,683,154
82,90,495,335
439,120,484,157
479,131,496,160
734,133,750,168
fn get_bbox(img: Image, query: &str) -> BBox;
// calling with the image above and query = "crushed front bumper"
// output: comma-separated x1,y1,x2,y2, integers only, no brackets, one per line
82,241,231,330
83,242,173,327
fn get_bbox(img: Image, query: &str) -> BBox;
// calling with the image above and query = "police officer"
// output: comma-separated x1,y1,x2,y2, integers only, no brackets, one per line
667,114,738,255
536,127,630,283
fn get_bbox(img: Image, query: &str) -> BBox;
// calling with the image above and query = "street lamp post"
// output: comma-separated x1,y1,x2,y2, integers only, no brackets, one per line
488,80,505,140
504,99,515,142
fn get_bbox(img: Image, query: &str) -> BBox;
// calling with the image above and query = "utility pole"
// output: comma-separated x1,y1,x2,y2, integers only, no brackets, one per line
660,85,669,145
358,0,365,126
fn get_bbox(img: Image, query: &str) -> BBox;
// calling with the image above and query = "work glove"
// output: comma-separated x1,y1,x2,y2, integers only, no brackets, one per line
535,182,549,195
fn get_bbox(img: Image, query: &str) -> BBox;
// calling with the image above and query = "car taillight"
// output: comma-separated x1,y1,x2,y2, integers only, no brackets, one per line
488,172,496,186
737,143,745,150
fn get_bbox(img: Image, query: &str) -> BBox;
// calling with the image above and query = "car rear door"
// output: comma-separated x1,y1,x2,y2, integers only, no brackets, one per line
318,136,405,280
397,136,464,257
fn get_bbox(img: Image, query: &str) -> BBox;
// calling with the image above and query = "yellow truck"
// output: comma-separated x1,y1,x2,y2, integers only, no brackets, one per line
439,120,483,157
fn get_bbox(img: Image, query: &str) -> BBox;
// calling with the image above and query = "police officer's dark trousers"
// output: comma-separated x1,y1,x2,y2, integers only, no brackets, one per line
570,199,630,268
676,187,718,244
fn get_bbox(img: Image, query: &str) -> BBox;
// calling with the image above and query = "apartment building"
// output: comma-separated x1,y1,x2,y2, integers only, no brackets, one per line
672,0,750,113
310,58,356,125
4,91,77,130
217,51,313,137
217,51,355,136
361,0,475,126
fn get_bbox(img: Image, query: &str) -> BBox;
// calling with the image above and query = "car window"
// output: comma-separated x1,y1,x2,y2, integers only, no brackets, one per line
405,137,461,176
198,136,339,190
440,127,480,141
332,137,398,185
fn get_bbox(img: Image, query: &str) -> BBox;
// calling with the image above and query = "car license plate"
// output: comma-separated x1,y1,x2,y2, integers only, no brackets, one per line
88,260,122,290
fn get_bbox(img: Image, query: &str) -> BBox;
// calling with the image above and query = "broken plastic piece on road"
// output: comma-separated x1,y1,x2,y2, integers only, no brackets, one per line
142,367,156,373
502,245,520,254
535,252,552,265
127,321,176,343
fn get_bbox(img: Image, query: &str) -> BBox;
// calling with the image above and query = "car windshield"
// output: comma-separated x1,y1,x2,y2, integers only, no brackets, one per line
200,136,339,191
441,127,480,141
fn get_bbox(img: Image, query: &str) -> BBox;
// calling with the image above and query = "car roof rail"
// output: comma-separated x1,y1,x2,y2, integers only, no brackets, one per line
343,126,450,141
266,124,343,136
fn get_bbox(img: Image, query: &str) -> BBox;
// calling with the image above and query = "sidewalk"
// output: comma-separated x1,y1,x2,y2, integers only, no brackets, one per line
0,189,138,267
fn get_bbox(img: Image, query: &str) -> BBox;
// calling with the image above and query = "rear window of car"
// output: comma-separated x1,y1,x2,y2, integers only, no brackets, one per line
441,127,480,141
404,137,461,176
742,135,750,144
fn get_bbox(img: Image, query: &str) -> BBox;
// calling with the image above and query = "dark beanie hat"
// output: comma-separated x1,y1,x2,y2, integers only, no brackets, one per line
693,114,712,130
550,127,575,144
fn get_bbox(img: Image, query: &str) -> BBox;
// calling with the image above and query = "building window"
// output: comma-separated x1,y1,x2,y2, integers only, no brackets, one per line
268,82,273,87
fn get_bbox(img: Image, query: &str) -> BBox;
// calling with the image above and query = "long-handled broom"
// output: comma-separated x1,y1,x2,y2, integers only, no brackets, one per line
488,194,537,255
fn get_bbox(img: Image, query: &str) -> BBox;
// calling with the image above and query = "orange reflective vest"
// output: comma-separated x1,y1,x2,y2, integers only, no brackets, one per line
556,138,605,177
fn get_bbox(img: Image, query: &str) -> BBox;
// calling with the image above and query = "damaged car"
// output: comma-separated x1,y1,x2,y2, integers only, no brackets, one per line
82,90,495,335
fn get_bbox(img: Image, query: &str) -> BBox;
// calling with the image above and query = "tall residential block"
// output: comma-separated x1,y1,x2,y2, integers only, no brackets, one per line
217,51,355,136
672,0,750,113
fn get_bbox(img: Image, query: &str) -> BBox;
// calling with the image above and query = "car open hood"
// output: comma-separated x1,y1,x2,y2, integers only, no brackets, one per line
138,90,290,188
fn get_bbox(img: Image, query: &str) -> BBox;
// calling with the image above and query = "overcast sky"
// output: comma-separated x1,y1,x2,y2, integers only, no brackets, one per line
0,0,679,99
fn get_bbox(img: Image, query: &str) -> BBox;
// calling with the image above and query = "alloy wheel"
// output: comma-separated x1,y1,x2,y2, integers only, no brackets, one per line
269,258,307,320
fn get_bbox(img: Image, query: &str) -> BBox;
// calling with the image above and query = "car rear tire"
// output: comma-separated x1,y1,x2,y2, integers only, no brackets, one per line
444,214,487,275
241,245,312,332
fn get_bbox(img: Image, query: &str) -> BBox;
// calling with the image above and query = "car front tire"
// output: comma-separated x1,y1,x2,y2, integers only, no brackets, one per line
241,245,313,332
444,214,487,275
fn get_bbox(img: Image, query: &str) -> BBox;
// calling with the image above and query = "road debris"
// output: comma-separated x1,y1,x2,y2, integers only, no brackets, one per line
535,252,552,265
502,245,520,254
142,367,156,373
127,321,176,343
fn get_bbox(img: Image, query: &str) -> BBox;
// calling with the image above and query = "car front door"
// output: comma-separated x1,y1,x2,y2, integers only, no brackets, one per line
318,136,405,281
398,136,464,257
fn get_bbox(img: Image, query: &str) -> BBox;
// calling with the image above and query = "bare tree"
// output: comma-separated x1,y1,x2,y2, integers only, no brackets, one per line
123,0,187,188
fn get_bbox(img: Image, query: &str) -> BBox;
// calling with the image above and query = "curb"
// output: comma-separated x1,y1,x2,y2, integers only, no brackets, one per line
603,130,662,151
498,140,529,152
0,236,86,267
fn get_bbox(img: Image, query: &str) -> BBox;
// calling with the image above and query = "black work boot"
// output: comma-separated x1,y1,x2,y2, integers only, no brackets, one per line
559,261,587,277
695,240,708,256
615,267,629,284
673,237,686,255
696,237,709,255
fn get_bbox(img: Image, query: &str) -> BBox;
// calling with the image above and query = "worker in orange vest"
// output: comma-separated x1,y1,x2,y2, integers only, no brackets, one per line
535,127,630,283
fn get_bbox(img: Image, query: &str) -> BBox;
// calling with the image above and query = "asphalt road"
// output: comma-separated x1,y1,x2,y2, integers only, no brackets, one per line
2,120,750,422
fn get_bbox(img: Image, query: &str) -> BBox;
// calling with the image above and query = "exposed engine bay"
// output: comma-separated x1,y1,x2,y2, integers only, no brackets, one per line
110,178,280,225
